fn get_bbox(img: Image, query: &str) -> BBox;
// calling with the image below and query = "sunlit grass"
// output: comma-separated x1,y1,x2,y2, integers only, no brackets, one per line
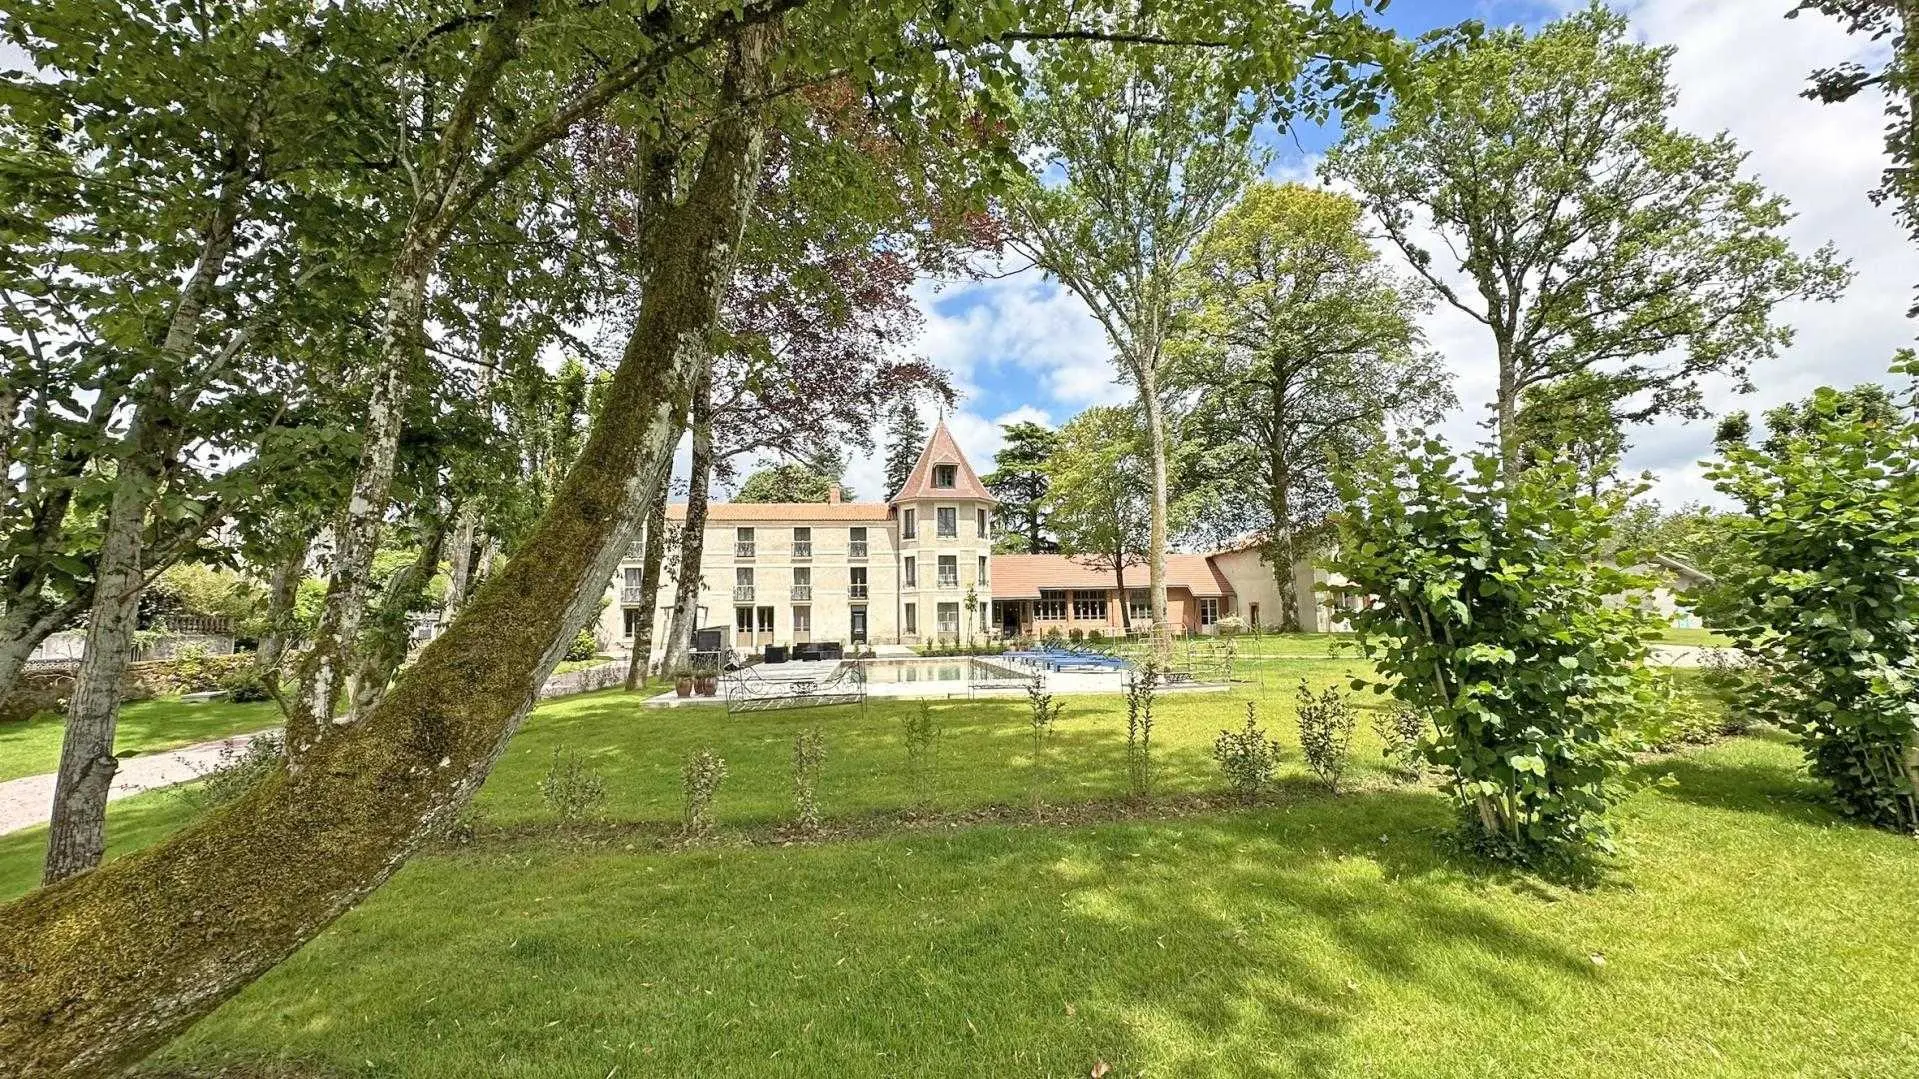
0,696,280,782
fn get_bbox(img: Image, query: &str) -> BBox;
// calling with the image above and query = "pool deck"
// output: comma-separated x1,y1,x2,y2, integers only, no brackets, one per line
642,657,1230,707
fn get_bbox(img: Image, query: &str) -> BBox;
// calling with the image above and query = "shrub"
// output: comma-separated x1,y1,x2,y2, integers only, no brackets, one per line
1043,627,1064,646
1213,703,1282,802
1085,628,1104,644
1702,368,1919,831
900,703,940,809
221,667,272,703
1295,680,1357,794
1214,615,1245,638
1067,627,1084,643
1124,661,1159,799
1637,671,1737,751
682,749,727,837
1372,707,1426,784
792,727,826,833
1025,684,1066,809
538,748,607,825
170,732,285,814
564,628,599,663
1329,439,1653,865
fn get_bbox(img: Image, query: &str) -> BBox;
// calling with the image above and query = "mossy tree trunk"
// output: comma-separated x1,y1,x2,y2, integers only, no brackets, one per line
0,22,774,1073
662,368,713,674
626,480,671,690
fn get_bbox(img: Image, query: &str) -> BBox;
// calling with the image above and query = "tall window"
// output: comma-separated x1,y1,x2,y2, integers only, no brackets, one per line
757,606,775,632
735,527,755,557
792,567,811,599
849,526,868,559
735,567,754,597
793,606,811,633
933,463,957,488
850,566,868,598
1198,598,1220,626
977,555,988,584
622,608,644,638
903,508,916,538
937,555,958,587
735,606,753,632
977,508,988,536
903,556,916,586
936,507,957,537
1036,589,1067,620
792,526,812,559
1073,591,1107,620
1128,590,1151,623
904,602,917,634
936,601,960,638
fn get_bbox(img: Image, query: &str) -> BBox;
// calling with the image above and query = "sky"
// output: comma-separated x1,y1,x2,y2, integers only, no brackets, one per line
788,0,1919,515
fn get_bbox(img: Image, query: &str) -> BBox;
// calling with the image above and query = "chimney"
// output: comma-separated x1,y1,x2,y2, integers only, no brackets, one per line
828,485,842,504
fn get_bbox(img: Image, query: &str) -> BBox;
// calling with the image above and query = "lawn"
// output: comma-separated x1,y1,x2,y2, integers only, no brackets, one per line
3,666,1915,1078
1651,627,1735,648
0,696,281,782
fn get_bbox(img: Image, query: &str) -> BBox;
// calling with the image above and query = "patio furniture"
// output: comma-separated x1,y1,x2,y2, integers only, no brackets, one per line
724,661,866,714
764,644,789,664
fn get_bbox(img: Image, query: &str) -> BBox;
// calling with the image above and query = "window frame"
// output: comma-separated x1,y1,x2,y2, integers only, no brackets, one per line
1035,589,1067,621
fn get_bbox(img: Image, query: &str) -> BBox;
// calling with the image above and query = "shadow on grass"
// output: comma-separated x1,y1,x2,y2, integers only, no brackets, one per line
1634,729,1839,827
155,789,1597,1079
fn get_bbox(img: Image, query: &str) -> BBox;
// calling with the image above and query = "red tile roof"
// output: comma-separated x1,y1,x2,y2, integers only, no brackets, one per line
990,554,1233,598
665,502,893,522
889,419,997,504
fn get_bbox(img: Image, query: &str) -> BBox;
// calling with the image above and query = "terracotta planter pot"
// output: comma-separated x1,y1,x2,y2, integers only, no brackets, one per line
695,675,718,697
674,678,694,698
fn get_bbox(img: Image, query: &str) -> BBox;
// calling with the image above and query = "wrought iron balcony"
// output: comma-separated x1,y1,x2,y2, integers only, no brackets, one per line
937,574,960,589
792,541,812,560
790,585,812,601
733,585,755,601
848,583,869,599
734,542,755,558
848,540,868,560
621,586,645,604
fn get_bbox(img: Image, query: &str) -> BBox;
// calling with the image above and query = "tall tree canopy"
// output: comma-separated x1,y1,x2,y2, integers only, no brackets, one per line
1170,182,1452,629
984,419,1060,553
1042,406,1159,631
1324,4,1851,482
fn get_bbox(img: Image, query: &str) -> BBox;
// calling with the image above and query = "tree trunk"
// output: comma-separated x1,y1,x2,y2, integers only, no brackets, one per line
288,0,538,759
253,540,306,678
343,508,452,724
0,594,87,705
1495,335,1521,487
662,370,713,675
1137,363,1171,651
439,500,484,628
1114,558,1131,634
1269,448,1301,632
40,446,153,884
626,480,672,690
0,22,774,1072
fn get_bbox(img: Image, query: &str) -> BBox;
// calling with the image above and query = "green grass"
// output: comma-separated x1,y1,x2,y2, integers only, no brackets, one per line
0,696,280,782
3,672,1915,1078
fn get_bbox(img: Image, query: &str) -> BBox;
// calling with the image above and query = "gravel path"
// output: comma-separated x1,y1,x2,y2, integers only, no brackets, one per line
0,729,277,836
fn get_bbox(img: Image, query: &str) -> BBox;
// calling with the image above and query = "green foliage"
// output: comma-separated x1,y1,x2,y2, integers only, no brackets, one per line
734,462,843,503
1372,708,1427,784
563,628,599,664
538,749,608,827
792,728,826,835
1294,680,1356,794
1125,663,1159,799
1213,703,1283,803
1024,684,1065,809
1325,4,1849,473
169,733,285,815
900,703,940,810
1329,439,1655,865
1637,671,1739,753
984,420,1060,553
681,749,728,839
883,400,928,501
1702,366,1919,831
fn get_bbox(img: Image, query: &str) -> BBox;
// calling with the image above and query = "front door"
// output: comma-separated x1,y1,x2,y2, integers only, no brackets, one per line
850,606,867,644
1000,601,1020,637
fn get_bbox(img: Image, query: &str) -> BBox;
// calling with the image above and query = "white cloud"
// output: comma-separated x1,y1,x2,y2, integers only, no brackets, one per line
913,266,1132,410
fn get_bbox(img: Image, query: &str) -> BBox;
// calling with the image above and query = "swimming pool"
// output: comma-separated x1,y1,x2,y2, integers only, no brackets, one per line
856,658,1032,684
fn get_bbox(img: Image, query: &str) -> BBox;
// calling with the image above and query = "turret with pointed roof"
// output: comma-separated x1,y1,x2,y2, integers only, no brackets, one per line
888,419,998,504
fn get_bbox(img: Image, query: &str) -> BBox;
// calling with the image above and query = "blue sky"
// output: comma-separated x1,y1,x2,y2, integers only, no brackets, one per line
759,0,1919,513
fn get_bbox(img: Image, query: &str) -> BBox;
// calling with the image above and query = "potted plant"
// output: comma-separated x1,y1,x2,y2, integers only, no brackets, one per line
672,666,695,698
693,664,719,697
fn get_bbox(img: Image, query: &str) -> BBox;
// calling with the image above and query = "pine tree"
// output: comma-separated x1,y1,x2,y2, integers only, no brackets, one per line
884,399,926,499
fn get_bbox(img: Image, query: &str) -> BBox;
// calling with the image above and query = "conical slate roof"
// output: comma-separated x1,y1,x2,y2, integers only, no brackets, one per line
889,419,998,504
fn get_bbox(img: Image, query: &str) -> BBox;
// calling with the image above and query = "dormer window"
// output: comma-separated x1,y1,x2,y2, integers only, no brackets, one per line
932,463,957,488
